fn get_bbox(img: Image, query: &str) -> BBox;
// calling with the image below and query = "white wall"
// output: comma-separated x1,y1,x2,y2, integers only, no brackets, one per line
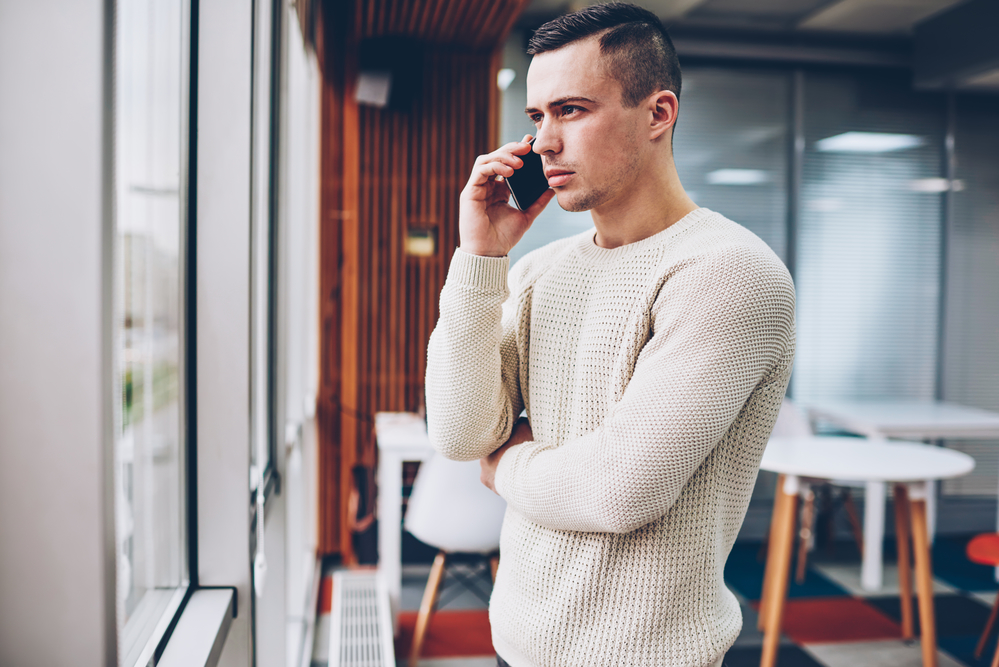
0,0,118,665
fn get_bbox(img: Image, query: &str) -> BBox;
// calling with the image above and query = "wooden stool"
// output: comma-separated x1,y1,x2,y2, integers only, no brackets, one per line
967,534,999,667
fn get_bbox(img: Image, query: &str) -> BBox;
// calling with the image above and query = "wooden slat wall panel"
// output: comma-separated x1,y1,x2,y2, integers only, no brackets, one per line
318,0,527,558
358,0,527,48
352,48,496,421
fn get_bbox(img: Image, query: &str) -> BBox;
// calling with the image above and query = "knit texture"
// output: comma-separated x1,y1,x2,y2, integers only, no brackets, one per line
425,208,796,667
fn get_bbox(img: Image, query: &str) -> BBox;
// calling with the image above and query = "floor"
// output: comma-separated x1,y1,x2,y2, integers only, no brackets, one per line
312,535,999,667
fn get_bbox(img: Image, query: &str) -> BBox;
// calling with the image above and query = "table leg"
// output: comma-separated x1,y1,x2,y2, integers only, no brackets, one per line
862,480,886,591
909,482,938,667
758,474,786,632
760,475,799,667
378,452,403,634
893,484,915,640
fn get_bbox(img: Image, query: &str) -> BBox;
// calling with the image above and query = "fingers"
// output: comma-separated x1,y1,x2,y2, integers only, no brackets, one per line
512,135,534,153
476,140,532,167
467,159,520,189
466,138,537,186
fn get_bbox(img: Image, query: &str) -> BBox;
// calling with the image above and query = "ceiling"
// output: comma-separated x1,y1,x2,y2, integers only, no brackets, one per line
520,0,967,35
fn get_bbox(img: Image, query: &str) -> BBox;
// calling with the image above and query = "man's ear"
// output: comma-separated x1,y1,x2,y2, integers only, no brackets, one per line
649,90,678,142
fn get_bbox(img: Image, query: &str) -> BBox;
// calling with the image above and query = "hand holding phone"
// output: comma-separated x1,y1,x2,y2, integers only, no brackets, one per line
505,139,550,211
458,136,555,257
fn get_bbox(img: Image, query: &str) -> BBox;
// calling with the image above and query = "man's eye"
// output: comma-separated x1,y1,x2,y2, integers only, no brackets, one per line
562,106,580,116
529,114,543,123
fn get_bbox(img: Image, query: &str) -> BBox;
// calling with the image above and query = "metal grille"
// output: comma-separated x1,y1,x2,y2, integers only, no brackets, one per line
329,572,395,667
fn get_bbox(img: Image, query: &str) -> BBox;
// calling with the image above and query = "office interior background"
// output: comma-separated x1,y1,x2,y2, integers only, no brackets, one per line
2,0,998,665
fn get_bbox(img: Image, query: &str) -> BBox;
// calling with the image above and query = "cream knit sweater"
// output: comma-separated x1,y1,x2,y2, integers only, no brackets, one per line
425,208,796,667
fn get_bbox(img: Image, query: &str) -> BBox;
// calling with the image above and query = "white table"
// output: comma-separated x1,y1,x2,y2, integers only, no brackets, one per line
758,436,974,667
374,412,435,628
806,400,999,591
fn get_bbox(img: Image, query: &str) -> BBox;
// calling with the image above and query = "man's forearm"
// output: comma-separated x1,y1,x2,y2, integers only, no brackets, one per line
425,249,524,461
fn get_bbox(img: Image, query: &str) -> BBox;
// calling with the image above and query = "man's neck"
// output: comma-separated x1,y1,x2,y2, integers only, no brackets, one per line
590,165,697,249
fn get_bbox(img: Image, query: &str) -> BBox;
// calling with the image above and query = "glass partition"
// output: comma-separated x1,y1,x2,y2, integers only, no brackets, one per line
673,67,790,261
941,95,999,497
793,71,945,404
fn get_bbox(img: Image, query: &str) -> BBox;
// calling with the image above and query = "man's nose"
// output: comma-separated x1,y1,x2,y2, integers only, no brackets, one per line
532,121,560,155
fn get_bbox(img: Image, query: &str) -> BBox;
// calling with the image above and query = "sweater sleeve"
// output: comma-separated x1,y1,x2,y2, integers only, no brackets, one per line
424,248,526,461
493,246,795,533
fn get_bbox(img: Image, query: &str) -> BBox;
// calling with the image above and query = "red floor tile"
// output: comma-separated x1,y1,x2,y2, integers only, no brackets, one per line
318,575,333,614
751,597,902,644
395,610,494,658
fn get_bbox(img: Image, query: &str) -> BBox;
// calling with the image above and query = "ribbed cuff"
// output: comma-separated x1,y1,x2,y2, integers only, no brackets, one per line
447,248,510,292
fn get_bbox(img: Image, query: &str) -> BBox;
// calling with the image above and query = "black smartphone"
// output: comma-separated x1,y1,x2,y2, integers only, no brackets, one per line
505,139,549,211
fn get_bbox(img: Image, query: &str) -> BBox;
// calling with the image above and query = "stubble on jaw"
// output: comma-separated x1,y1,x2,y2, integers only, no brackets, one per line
553,147,641,213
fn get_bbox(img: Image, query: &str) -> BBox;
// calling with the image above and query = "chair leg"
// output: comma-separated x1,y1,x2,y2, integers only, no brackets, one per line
489,555,499,583
910,497,938,667
759,474,787,631
976,591,999,660
894,484,915,640
796,486,815,585
760,477,799,667
820,484,836,554
410,551,447,667
842,490,865,558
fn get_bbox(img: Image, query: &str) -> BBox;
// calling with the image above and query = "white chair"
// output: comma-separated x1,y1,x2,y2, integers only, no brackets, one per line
403,452,507,667
770,399,865,583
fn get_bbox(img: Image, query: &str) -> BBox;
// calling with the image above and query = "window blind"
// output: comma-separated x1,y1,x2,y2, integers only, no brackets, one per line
792,71,946,405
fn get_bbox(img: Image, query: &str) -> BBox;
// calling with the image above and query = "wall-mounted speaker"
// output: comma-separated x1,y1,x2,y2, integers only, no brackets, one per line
356,36,424,111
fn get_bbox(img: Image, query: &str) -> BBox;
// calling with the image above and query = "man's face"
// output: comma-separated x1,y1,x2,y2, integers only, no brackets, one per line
525,37,649,213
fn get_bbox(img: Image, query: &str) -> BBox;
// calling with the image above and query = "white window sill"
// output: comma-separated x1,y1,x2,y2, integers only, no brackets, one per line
158,588,235,667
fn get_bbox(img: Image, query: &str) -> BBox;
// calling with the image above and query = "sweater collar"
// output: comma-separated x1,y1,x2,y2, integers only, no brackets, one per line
573,207,716,265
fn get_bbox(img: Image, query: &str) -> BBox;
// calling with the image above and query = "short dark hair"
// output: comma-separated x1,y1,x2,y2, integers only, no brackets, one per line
527,2,681,108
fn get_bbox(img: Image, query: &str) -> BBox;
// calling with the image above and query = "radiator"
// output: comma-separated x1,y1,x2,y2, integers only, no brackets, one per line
329,571,396,667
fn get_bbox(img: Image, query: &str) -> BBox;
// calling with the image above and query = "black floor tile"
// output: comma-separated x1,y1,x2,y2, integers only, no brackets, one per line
724,645,824,667
865,593,992,638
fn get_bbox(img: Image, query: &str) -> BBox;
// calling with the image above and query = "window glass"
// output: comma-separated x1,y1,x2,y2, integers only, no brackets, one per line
114,0,188,661
793,71,945,404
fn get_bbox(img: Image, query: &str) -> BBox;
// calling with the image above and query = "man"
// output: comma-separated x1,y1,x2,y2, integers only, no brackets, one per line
425,4,795,666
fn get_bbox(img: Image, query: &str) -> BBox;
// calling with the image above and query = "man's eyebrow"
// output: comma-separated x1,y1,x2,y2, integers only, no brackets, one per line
524,96,598,115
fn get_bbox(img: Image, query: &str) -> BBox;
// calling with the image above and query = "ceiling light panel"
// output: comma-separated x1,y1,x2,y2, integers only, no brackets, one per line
706,169,771,185
815,131,924,153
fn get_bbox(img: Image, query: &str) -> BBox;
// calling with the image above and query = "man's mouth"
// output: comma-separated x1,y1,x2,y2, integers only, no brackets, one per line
545,169,574,187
